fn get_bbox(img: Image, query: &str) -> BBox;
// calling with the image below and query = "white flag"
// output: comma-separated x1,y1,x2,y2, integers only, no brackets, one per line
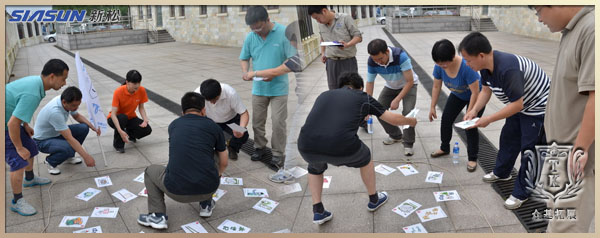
76,52,108,134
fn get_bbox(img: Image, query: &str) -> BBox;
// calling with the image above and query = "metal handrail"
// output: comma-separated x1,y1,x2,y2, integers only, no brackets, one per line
472,6,481,31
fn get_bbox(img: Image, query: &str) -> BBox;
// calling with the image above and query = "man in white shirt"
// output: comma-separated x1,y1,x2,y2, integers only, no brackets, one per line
196,79,249,160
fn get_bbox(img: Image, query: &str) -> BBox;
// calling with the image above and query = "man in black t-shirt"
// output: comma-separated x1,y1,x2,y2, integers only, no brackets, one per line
298,72,417,225
137,92,228,230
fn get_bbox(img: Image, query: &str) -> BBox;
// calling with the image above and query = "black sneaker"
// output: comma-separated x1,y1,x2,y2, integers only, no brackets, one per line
228,146,238,160
115,147,125,153
251,148,265,161
137,213,168,229
270,156,284,169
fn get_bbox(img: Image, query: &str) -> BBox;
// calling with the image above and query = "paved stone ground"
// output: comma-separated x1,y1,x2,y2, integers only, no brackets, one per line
6,25,580,233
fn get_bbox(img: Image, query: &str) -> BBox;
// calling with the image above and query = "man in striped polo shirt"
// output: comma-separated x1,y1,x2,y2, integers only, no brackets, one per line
459,32,550,210
366,39,419,156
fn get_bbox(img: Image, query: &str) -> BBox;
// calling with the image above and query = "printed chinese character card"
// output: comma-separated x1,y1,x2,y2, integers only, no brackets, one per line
416,206,448,222
220,177,243,186
397,164,419,176
433,190,461,202
425,171,443,184
243,188,269,198
181,221,208,233
217,219,251,233
253,198,279,214
75,188,101,202
59,216,89,228
392,199,422,218
94,176,113,187
90,207,119,218
403,223,428,233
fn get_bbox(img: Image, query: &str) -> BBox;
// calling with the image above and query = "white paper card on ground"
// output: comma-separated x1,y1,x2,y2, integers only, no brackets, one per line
397,164,419,176
243,188,269,198
454,117,480,129
75,188,101,202
111,189,138,203
323,176,332,188
320,41,343,46
274,228,291,233
133,172,144,183
253,77,264,81
227,123,247,133
416,206,448,222
392,199,422,218
425,171,444,184
138,187,148,197
403,223,428,233
433,190,461,202
375,164,396,176
217,219,251,233
280,183,302,195
90,207,119,218
212,189,227,201
253,198,279,214
73,226,102,233
59,216,89,228
402,108,420,129
288,166,308,178
94,176,113,187
220,177,243,186
181,221,208,233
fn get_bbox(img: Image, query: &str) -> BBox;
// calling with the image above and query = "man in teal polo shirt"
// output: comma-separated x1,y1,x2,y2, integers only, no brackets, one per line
5,59,69,216
240,6,296,166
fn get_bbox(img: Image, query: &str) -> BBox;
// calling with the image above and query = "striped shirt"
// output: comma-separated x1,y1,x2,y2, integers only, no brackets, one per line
480,50,550,116
367,47,418,90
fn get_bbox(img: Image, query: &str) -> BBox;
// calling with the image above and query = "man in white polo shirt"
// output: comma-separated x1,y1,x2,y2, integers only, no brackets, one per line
33,86,98,175
196,79,249,160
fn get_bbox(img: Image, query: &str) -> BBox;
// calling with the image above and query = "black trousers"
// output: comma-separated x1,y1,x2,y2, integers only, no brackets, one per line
108,114,152,149
216,114,249,153
439,93,485,161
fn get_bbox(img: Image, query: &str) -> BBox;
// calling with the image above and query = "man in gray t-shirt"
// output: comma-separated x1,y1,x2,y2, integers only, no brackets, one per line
308,6,362,90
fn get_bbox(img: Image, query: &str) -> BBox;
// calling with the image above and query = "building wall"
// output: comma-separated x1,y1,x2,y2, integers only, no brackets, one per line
5,12,44,82
460,6,560,41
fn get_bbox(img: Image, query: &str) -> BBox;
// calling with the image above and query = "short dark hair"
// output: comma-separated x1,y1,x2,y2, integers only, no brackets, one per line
367,39,388,55
245,6,268,25
200,79,222,101
125,70,142,84
338,72,364,89
41,59,69,77
458,32,492,56
60,86,82,103
307,6,327,15
181,92,205,114
431,39,456,62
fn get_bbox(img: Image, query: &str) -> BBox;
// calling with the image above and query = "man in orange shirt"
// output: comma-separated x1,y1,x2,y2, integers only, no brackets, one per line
107,70,152,153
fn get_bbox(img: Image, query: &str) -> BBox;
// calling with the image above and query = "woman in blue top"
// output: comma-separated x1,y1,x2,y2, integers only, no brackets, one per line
428,39,484,172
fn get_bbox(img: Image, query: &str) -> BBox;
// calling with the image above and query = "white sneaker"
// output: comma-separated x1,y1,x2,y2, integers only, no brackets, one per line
382,137,402,145
482,172,512,183
404,147,414,156
504,195,527,210
199,200,216,217
45,161,61,175
65,157,82,164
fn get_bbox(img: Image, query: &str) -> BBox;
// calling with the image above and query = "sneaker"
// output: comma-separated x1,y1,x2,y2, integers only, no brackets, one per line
367,191,389,211
45,161,61,175
482,172,512,183
313,210,333,225
115,147,125,153
382,137,402,145
251,148,265,161
227,146,238,160
23,176,52,187
65,157,83,164
404,147,414,156
270,156,285,168
137,213,168,229
199,200,216,217
269,169,295,184
10,198,37,216
504,195,528,210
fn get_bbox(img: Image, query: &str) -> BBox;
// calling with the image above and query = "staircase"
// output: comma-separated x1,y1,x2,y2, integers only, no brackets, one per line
471,17,498,32
149,29,175,43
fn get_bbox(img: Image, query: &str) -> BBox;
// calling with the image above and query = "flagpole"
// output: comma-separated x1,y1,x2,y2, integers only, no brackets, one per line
96,135,108,167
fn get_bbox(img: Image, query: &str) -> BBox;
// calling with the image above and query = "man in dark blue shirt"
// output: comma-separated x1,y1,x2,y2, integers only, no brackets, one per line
137,92,228,230
459,32,549,210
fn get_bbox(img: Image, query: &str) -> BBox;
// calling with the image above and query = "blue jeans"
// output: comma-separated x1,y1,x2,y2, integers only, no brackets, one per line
35,123,89,167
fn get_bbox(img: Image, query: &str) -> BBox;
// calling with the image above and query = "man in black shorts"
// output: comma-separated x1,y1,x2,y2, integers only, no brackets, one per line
297,72,417,224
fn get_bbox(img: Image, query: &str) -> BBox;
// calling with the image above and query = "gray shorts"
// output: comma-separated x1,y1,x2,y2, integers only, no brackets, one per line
299,141,371,175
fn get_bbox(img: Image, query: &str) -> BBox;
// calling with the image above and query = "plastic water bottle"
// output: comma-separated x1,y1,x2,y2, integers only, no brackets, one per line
367,116,373,134
452,142,460,164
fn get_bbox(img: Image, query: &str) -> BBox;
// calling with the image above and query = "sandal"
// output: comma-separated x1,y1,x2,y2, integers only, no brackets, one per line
430,150,449,158
467,162,477,172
